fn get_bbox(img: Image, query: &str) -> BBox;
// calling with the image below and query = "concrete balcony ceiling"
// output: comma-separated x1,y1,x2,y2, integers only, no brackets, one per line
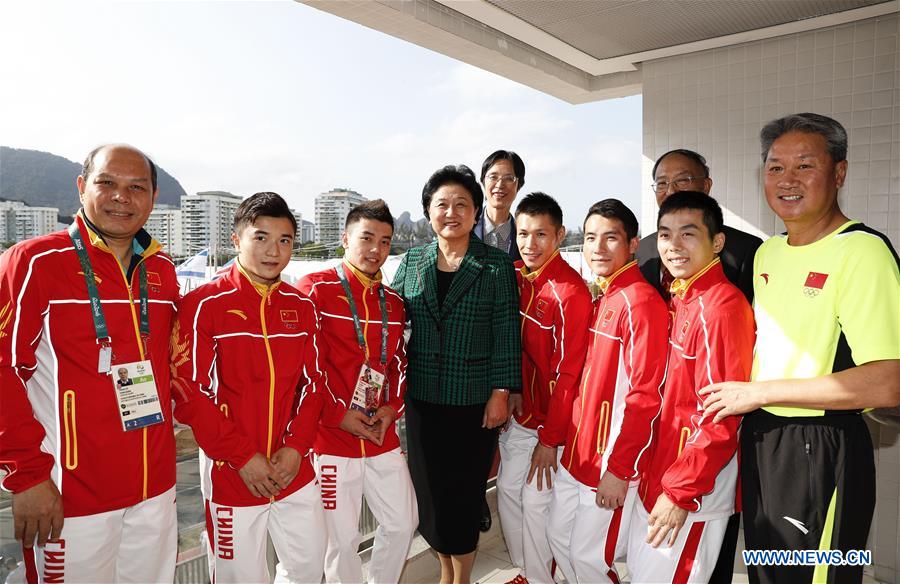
299,0,897,104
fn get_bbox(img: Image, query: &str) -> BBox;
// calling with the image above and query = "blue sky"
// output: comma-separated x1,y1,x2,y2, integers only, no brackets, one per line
0,0,642,227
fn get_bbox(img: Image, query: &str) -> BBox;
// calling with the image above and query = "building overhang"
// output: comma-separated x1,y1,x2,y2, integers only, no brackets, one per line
299,0,898,104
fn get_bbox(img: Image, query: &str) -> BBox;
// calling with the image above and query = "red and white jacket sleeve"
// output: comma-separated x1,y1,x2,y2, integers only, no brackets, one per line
384,330,408,417
283,302,340,451
0,245,55,493
661,308,754,511
537,288,592,447
294,281,346,429
170,294,257,469
605,296,669,481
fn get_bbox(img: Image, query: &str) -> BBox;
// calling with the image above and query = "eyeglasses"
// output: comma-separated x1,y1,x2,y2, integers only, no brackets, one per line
485,173,518,185
651,176,700,193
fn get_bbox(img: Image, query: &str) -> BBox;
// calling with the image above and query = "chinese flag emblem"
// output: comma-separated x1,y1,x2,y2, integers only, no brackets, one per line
804,272,828,289
602,308,616,327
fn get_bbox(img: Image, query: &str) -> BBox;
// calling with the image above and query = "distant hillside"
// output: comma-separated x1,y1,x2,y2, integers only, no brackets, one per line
0,147,186,215
394,210,429,230
392,210,433,248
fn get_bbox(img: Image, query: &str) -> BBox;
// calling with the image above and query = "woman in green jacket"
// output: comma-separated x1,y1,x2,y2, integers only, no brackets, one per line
393,165,521,583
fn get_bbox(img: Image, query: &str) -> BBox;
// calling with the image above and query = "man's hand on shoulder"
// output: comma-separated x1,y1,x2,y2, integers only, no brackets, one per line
699,380,764,422
13,479,63,548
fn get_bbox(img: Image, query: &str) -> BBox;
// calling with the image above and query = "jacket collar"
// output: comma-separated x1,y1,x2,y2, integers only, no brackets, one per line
342,259,382,289
475,213,519,259
519,249,561,285
669,258,724,302
416,234,487,321
232,259,281,299
594,260,639,297
75,210,161,279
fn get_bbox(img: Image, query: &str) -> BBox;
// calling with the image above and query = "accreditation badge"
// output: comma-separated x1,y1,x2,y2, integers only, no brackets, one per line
111,360,165,431
350,364,385,417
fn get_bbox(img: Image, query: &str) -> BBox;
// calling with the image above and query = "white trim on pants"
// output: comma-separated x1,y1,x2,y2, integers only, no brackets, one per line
497,419,557,584
205,479,326,584
626,497,728,584
546,465,635,584
29,485,177,583
316,449,418,584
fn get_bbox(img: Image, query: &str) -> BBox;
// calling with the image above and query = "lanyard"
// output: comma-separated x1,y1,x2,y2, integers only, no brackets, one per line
335,265,388,366
68,221,150,346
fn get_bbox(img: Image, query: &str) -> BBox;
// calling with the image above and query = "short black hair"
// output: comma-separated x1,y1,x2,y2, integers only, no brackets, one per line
582,198,639,241
346,199,394,232
421,165,484,219
657,190,723,239
760,112,848,163
81,144,158,193
233,192,297,235
480,150,526,190
515,192,563,229
651,149,710,180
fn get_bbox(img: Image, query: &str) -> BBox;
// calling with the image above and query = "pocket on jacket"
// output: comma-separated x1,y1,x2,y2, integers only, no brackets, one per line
63,389,78,470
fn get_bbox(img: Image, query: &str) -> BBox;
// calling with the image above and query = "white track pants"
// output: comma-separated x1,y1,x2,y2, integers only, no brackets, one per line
317,449,417,584
205,480,326,584
25,486,176,583
497,420,557,584
546,466,635,584
626,500,728,584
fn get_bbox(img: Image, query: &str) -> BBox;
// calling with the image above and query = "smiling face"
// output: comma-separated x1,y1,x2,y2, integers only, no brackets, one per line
342,218,393,277
232,216,295,285
482,159,520,218
657,209,724,280
653,153,712,207
427,183,477,243
582,214,638,278
763,131,847,231
76,145,158,243
515,213,565,272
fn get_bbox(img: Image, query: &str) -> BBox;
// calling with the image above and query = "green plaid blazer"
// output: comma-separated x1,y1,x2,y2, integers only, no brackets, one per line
392,235,522,406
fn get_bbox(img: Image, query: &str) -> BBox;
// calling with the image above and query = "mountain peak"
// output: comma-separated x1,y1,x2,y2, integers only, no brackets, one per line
0,146,186,214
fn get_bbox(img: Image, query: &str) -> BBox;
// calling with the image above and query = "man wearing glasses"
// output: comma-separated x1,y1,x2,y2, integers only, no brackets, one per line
636,149,761,584
475,150,526,263
473,149,526,536
637,149,762,304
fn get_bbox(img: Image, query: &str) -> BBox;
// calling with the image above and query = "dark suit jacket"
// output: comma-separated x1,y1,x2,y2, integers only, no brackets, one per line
392,235,522,406
638,225,763,303
473,213,521,262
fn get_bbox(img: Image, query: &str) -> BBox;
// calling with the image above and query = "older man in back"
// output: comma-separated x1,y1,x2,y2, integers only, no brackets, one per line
638,149,762,304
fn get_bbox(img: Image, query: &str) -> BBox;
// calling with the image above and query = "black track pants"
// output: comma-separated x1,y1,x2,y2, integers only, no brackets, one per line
741,410,875,584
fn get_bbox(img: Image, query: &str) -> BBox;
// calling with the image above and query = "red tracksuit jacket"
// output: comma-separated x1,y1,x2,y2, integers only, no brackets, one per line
171,262,338,507
296,262,407,458
515,252,592,447
0,213,178,517
638,259,755,519
560,262,669,487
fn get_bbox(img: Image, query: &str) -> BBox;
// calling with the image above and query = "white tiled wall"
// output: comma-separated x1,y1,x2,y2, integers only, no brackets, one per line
640,13,899,250
640,13,899,582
